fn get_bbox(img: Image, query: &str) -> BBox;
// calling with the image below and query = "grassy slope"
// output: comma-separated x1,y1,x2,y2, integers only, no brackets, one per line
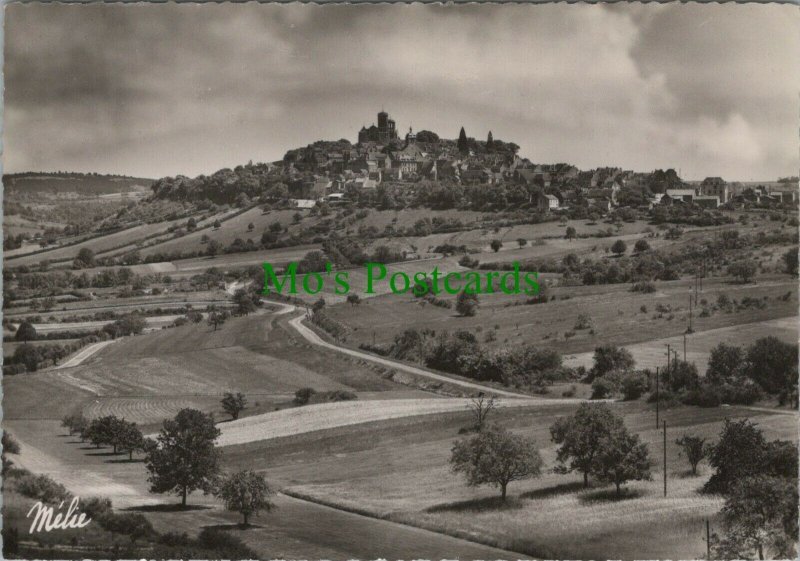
326,275,798,354
4,307,416,428
224,401,797,560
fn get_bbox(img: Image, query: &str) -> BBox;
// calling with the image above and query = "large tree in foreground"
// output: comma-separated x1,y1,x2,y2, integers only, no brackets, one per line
550,402,625,488
216,470,274,526
713,476,798,560
145,408,221,507
450,424,542,502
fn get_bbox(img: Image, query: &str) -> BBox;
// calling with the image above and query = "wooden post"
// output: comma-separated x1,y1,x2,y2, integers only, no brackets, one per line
663,420,667,497
655,366,660,429
683,333,687,362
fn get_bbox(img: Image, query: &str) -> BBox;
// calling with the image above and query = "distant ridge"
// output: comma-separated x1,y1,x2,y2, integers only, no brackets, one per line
3,172,153,196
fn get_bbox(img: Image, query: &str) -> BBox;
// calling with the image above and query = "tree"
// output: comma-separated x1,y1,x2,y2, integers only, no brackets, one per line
86,415,126,452
450,424,542,501
13,343,40,372
782,247,798,276
116,421,144,461
590,426,651,496
590,344,635,379
187,217,197,231
312,298,326,313
704,418,767,494
457,126,469,153
728,259,757,283
490,239,502,252
706,343,746,384
517,238,527,248
744,337,798,402
611,240,627,256
634,239,650,253
247,222,254,232
213,219,222,229
456,291,479,317
216,470,274,526
207,240,221,257
73,247,95,268
15,320,37,342
221,392,247,421
114,313,146,336
233,288,257,316
714,476,798,560
550,402,625,488
346,294,361,307
675,434,707,475
469,393,495,432
297,250,328,274
565,226,577,241
145,408,221,507
208,310,229,331
486,131,494,150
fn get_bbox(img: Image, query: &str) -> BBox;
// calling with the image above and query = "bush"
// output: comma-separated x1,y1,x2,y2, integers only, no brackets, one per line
458,255,479,268
2,431,21,455
294,387,316,405
16,473,71,504
591,377,615,399
620,371,649,400
97,512,154,542
81,496,113,518
314,390,358,403
196,528,257,560
630,281,656,293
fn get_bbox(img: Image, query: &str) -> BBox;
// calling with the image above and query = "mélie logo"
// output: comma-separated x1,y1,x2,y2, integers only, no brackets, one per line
27,497,92,534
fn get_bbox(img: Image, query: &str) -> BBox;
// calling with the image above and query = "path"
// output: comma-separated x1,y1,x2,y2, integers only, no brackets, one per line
272,301,533,399
216,397,561,447
55,339,118,369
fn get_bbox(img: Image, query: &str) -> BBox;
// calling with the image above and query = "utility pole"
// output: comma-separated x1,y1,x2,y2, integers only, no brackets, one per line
706,519,711,559
683,333,687,362
688,295,693,333
663,420,668,497
655,366,660,428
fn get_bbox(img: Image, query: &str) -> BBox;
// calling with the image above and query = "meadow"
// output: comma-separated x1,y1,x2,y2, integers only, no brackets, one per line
228,402,796,560
325,273,798,355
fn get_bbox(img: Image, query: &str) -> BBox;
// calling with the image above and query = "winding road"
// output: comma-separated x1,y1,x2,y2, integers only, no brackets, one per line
266,300,532,399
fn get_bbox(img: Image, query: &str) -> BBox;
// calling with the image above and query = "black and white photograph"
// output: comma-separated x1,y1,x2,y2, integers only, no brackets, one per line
1,3,798,560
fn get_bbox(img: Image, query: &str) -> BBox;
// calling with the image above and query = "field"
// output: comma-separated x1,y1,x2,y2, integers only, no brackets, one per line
3,196,798,559
227,402,796,560
326,273,798,355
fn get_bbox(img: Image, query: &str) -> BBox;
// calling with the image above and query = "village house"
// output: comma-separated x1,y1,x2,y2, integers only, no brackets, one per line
700,177,730,203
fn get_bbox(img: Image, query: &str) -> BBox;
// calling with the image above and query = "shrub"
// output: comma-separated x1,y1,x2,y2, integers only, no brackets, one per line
458,255,479,268
2,431,21,455
294,387,316,405
16,473,70,504
196,528,257,560
620,371,649,400
631,281,656,293
97,512,154,543
316,390,357,403
591,377,615,399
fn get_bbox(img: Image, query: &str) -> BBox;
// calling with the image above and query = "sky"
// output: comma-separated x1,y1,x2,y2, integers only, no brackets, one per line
4,3,798,181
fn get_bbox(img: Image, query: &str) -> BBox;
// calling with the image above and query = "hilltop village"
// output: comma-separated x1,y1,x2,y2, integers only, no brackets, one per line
150,110,798,217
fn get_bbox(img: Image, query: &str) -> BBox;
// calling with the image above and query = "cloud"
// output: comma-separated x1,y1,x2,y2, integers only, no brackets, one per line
4,3,798,180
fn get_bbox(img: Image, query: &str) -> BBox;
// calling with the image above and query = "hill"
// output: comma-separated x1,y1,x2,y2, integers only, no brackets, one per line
3,172,153,196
